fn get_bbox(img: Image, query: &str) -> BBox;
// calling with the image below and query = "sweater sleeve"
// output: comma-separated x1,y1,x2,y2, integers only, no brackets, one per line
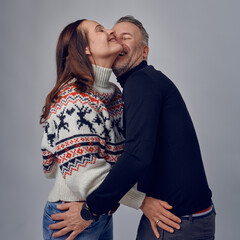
119,184,145,210
41,117,58,179
86,71,162,214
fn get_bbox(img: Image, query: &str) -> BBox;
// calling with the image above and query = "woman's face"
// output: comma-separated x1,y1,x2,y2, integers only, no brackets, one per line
80,20,123,68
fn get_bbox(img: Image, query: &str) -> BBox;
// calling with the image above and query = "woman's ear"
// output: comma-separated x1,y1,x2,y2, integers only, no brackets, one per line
85,47,91,55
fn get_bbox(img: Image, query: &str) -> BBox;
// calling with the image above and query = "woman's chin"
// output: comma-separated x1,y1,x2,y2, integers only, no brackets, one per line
111,43,123,54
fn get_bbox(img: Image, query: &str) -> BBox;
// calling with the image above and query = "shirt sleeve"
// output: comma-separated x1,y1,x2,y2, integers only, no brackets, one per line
86,71,162,214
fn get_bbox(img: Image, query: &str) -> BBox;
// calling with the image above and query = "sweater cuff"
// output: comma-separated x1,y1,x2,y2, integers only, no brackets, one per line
119,184,145,210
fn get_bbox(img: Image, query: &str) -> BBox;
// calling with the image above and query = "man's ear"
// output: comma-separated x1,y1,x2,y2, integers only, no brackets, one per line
142,46,149,59
85,47,91,55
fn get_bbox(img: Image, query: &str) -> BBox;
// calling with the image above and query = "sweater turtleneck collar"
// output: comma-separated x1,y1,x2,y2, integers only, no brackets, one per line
117,60,148,88
92,64,112,88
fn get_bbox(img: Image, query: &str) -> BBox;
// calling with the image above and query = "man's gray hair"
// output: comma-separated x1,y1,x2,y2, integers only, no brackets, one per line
115,15,149,46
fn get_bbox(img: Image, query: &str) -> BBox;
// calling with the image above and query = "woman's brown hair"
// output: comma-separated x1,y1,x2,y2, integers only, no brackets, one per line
40,19,95,124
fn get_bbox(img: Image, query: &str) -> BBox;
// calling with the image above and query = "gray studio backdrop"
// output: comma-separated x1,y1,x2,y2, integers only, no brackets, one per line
1,0,239,239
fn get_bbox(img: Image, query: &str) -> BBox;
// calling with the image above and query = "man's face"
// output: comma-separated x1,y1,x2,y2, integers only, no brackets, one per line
112,22,148,76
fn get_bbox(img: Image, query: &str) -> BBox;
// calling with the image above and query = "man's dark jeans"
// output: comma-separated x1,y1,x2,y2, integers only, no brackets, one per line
136,207,216,240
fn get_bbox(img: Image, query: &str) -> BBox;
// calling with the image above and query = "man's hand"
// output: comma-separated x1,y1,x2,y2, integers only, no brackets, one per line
140,197,181,239
49,202,92,240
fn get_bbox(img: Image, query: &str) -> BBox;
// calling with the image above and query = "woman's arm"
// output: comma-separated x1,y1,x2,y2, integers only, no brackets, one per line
41,119,58,179
119,184,145,209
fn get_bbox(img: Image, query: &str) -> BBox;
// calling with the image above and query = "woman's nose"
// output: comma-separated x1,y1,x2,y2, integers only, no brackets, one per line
105,29,114,35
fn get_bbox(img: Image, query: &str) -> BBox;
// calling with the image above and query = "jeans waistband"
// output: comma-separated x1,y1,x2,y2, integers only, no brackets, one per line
58,201,119,216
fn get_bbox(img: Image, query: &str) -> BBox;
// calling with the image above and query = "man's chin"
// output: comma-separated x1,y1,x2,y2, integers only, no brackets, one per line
113,56,127,69
113,56,132,76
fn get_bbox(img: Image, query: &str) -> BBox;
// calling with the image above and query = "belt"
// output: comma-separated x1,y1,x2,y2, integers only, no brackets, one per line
181,204,214,220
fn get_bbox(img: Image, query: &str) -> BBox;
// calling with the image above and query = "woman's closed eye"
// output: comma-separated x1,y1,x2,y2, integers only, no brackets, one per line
95,25,104,32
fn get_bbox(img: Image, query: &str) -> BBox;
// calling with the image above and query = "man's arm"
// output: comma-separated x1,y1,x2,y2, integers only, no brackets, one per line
87,72,162,214
86,71,161,214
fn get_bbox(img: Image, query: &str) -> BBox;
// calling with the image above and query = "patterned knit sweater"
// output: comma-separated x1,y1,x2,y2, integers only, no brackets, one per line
41,65,145,210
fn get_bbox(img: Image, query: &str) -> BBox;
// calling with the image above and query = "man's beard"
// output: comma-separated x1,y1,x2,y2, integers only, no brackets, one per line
112,46,143,77
112,57,132,77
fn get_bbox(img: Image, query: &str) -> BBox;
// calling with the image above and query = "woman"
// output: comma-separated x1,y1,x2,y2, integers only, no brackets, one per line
40,19,145,240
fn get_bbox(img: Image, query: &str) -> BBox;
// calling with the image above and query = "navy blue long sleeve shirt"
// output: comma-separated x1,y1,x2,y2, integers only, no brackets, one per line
86,61,212,217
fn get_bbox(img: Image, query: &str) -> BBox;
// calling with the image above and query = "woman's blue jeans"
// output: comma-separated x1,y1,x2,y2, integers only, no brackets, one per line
43,201,113,240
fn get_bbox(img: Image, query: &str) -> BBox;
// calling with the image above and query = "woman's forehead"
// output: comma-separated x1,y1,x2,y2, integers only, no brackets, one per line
80,20,101,32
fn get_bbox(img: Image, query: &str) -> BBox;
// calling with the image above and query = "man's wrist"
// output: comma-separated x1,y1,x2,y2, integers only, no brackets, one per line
80,202,98,221
140,196,147,210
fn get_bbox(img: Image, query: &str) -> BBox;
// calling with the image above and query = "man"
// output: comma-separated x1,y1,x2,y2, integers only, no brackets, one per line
50,16,215,240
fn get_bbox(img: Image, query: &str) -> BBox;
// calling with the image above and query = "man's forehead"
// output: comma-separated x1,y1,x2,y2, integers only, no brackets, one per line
113,22,140,35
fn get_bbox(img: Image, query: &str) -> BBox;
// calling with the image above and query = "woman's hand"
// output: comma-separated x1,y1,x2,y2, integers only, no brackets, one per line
140,196,181,239
49,202,92,240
